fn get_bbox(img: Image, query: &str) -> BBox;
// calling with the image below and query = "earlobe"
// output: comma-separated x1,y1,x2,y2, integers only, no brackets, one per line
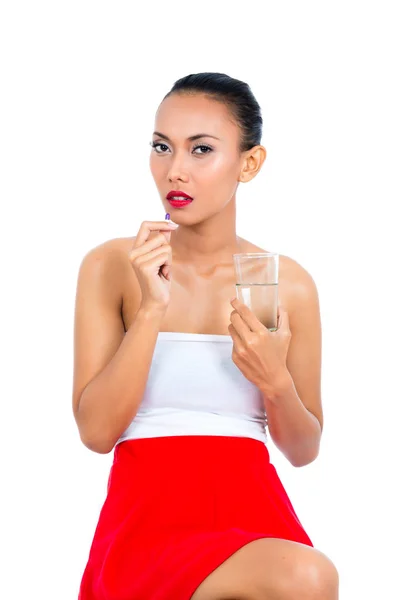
238,168,250,183
239,172,251,183
239,160,256,183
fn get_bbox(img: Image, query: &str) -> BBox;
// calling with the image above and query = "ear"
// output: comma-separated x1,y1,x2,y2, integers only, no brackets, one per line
238,145,267,183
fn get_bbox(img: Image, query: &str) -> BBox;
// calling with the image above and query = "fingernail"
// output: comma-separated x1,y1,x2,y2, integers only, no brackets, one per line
164,213,178,226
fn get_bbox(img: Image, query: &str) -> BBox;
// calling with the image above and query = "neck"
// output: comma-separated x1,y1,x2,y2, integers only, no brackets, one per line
170,200,243,266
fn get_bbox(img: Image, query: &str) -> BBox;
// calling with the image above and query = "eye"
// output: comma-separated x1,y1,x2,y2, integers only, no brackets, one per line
192,144,213,155
150,141,169,154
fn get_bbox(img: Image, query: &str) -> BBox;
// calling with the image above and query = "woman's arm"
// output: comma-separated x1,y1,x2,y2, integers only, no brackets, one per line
72,243,165,454
262,264,323,467
262,376,322,467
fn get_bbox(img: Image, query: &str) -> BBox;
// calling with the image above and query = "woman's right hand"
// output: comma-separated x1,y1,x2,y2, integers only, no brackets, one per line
128,220,179,312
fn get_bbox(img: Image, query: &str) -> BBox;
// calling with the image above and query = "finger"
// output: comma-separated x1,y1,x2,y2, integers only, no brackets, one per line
134,243,171,266
130,232,169,258
137,247,171,272
230,309,251,342
163,229,172,243
147,228,172,245
133,221,177,248
134,221,177,247
230,298,264,334
228,323,245,352
160,264,170,280
277,305,289,331
162,216,174,243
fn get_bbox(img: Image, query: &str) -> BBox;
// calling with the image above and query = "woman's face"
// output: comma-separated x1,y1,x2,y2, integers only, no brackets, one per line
149,93,245,223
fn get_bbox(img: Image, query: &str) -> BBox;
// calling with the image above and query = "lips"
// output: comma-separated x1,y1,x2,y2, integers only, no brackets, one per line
168,198,192,208
166,190,193,201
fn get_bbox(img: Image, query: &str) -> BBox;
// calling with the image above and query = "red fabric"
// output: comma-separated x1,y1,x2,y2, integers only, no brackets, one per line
78,435,313,600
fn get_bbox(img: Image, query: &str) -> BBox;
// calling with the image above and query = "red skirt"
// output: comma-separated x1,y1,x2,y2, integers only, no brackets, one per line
78,435,313,600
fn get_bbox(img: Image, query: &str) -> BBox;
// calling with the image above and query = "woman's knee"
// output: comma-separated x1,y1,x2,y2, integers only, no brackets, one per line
190,538,339,600
289,550,339,599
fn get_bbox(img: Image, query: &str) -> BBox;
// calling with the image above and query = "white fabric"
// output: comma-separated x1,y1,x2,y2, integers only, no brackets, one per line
116,331,268,446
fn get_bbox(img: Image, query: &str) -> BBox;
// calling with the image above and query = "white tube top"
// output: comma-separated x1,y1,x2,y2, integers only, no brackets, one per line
116,331,268,446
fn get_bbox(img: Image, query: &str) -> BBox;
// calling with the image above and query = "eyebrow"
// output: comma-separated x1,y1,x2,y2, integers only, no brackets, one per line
153,131,221,142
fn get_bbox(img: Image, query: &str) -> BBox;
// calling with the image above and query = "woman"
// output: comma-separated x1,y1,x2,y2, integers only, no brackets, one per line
74,73,339,600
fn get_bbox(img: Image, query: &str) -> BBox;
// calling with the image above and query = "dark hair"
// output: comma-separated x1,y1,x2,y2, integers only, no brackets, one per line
163,72,263,153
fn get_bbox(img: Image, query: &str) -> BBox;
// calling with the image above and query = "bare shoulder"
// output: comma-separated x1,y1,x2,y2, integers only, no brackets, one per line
78,236,135,283
77,235,140,325
82,235,135,263
241,238,318,311
279,253,318,291
277,254,320,317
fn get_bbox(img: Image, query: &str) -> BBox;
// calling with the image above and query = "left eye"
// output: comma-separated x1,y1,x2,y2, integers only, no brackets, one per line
193,145,212,154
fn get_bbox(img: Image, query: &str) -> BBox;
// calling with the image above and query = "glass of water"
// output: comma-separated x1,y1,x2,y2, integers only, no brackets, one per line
233,253,279,332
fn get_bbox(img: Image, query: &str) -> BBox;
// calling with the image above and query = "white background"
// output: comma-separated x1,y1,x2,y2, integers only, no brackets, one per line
1,1,399,598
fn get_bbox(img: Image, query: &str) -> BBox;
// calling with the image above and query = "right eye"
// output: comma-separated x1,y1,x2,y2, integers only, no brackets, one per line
150,142,169,154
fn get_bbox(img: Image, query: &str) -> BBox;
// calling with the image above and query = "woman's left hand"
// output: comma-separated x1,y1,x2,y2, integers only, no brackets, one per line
228,298,292,402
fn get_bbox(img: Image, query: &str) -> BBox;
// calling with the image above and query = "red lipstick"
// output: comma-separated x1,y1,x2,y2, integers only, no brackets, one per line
168,199,192,208
166,190,194,208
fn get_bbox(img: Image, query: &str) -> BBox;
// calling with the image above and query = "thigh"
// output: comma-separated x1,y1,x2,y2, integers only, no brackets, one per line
190,537,339,600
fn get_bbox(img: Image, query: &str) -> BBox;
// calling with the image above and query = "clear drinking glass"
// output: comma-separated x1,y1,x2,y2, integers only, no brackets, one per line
233,253,279,331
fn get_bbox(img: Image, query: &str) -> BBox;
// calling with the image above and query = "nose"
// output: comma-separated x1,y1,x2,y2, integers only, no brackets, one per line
167,150,189,183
